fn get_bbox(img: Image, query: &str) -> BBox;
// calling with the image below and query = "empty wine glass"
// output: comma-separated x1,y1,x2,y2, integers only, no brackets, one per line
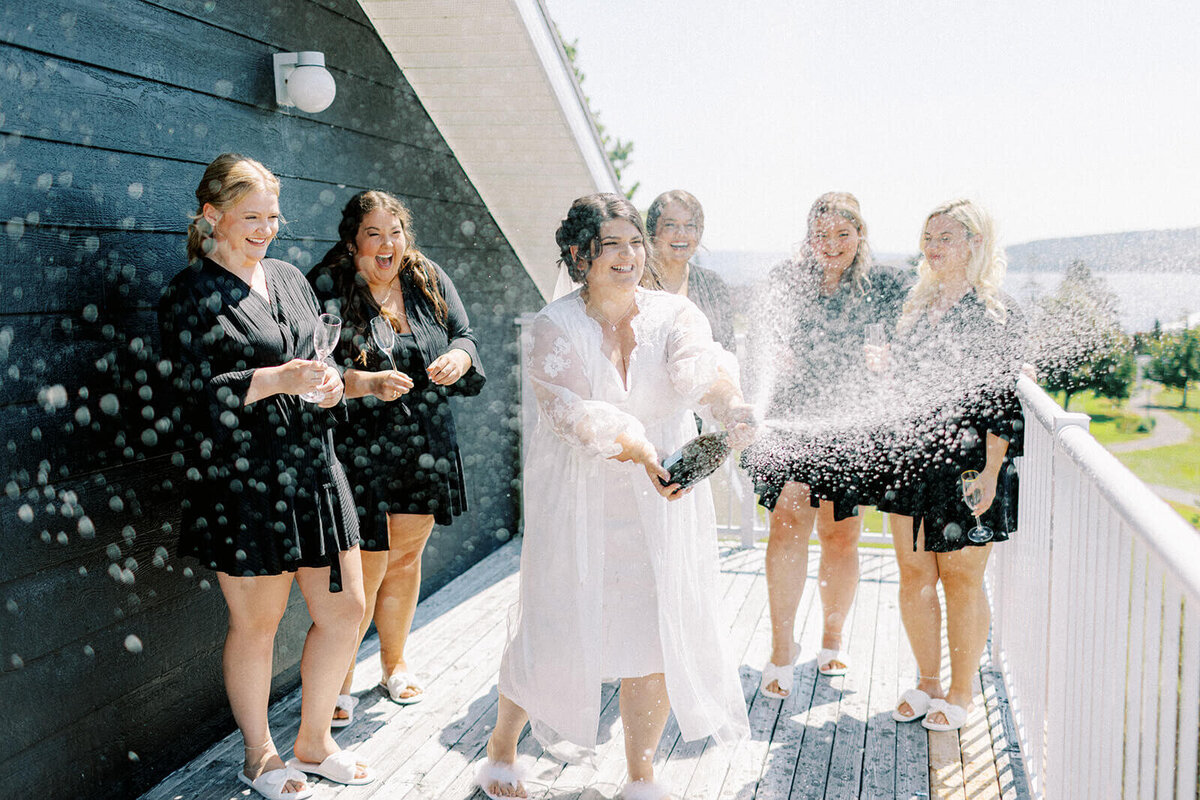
369,315,399,371
300,313,341,402
960,469,994,543
864,322,886,348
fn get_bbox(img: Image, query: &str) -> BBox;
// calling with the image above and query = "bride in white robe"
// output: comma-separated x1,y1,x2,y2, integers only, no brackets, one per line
478,194,752,800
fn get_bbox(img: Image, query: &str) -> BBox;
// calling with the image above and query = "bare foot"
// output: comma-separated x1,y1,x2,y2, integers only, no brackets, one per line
483,739,526,799
292,740,369,781
244,743,308,796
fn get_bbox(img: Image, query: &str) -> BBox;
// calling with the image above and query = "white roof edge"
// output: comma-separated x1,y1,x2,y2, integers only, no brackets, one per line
513,0,621,193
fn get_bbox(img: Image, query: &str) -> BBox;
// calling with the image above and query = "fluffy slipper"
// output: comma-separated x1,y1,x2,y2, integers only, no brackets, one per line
760,642,799,699
237,766,313,800
475,758,528,800
381,671,424,705
922,698,971,731
892,688,932,722
330,693,356,728
286,751,374,785
817,648,848,677
621,779,672,800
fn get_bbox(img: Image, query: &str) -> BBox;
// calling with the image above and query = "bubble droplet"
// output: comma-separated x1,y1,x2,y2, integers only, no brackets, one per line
17,504,33,523
124,635,143,654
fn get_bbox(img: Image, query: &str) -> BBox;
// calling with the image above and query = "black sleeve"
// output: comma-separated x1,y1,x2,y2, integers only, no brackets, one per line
436,264,486,397
157,279,257,450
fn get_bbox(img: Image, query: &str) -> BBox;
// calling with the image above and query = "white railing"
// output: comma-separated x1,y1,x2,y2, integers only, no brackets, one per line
990,377,1200,800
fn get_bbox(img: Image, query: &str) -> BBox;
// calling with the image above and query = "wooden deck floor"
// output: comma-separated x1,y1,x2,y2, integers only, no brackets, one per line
141,541,1030,800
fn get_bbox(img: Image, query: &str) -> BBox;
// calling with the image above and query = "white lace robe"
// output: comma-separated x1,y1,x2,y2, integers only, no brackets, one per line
498,288,750,763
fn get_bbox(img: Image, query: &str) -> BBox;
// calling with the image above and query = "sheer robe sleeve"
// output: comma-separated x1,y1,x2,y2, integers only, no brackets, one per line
665,299,741,411
528,313,648,460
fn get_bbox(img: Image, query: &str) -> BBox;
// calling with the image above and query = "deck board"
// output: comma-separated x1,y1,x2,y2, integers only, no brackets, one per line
139,540,1029,800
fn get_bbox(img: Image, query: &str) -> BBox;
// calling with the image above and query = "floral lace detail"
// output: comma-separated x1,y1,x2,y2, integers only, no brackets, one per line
542,336,571,378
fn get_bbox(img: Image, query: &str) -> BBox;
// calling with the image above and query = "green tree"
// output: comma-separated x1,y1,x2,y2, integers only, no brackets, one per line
1034,260,1124,408
557,31,639,199
1145,328,1200,407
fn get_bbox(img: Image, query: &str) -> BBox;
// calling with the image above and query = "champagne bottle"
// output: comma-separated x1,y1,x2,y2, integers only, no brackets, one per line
659,431,731,489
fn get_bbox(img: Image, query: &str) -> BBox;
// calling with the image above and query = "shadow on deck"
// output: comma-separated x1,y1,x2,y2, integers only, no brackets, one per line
140,541,1030,800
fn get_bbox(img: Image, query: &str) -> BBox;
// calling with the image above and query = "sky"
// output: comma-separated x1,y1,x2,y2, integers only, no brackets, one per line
544,0,1200,255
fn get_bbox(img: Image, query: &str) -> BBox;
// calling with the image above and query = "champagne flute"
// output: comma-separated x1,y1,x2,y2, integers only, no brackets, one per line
960,469,994,543
864,322,888,372
370,315,411,416
369,315,399,372
300,313,341,402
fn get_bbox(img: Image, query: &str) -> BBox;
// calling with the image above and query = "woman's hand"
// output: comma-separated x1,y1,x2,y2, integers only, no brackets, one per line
373,370,414,401
427,348,472,386
720,402,758,450
965,467,1001,516
613,434,689,501
275,358,329,396
315,365,344,408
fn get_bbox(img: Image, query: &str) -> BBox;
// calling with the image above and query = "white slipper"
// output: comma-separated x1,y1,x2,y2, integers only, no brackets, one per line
892,688,932,722
381,671,424,705
330,693,356,728
922,698,971,731
237,766,313,800
817,648,848,677
621,778,672,800
475,758,528,800
760,642,799,699
286,751,374,785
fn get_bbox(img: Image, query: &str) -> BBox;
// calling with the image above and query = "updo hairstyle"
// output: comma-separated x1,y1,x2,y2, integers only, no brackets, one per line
186,153,280,263
555,193,655,284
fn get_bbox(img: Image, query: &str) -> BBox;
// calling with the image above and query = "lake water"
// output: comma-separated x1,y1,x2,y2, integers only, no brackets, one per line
1010,271,1200,333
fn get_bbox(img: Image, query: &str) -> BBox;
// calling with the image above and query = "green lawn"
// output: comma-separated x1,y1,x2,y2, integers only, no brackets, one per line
1061,390,1155,446
1168,501,1200,530
1116,444,1200,495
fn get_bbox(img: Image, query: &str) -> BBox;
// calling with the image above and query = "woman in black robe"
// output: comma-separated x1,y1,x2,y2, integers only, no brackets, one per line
158,154,372,798
875,199,1024,733
741,192,910,698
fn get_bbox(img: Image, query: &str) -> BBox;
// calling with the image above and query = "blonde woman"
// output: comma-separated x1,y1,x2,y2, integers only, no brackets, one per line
874,199,1024,731
741,192,910,698
158,154,373,798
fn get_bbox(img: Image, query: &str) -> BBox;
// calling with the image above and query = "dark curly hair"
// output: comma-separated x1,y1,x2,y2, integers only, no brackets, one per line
313,190,447,334
555,193,657,285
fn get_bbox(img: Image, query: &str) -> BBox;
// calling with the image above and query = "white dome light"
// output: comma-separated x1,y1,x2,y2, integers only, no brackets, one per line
273,51,337,114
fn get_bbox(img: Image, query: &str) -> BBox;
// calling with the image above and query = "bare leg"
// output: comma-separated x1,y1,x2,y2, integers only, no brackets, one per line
813,501,862,665
928,543,993,724
216,571,308,795
620,673,671,785
764,482,818,693
291,548,368,777
335,548,388,717
890,515,944,714
483,693,530,798
375,514,436,695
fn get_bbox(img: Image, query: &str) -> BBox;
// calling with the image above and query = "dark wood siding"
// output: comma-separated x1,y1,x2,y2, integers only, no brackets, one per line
0,1,541,797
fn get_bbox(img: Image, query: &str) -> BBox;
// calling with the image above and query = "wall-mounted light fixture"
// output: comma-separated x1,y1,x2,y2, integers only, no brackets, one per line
273,51,337,113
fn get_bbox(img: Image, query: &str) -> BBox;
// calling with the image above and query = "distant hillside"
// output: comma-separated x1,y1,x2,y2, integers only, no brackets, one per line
696,227,1200,285
1006,227,1200,273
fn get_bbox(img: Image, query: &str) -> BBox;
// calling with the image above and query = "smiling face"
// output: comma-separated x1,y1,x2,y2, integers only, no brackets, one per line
578,218,646,293
205,188,280,270
808,212,860,277
922,213,973,278
651,200,701,268
352,208,408,289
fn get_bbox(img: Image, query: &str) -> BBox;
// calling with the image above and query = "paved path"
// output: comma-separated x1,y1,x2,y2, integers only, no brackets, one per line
1106,404,1191,453
139,541,1030,800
